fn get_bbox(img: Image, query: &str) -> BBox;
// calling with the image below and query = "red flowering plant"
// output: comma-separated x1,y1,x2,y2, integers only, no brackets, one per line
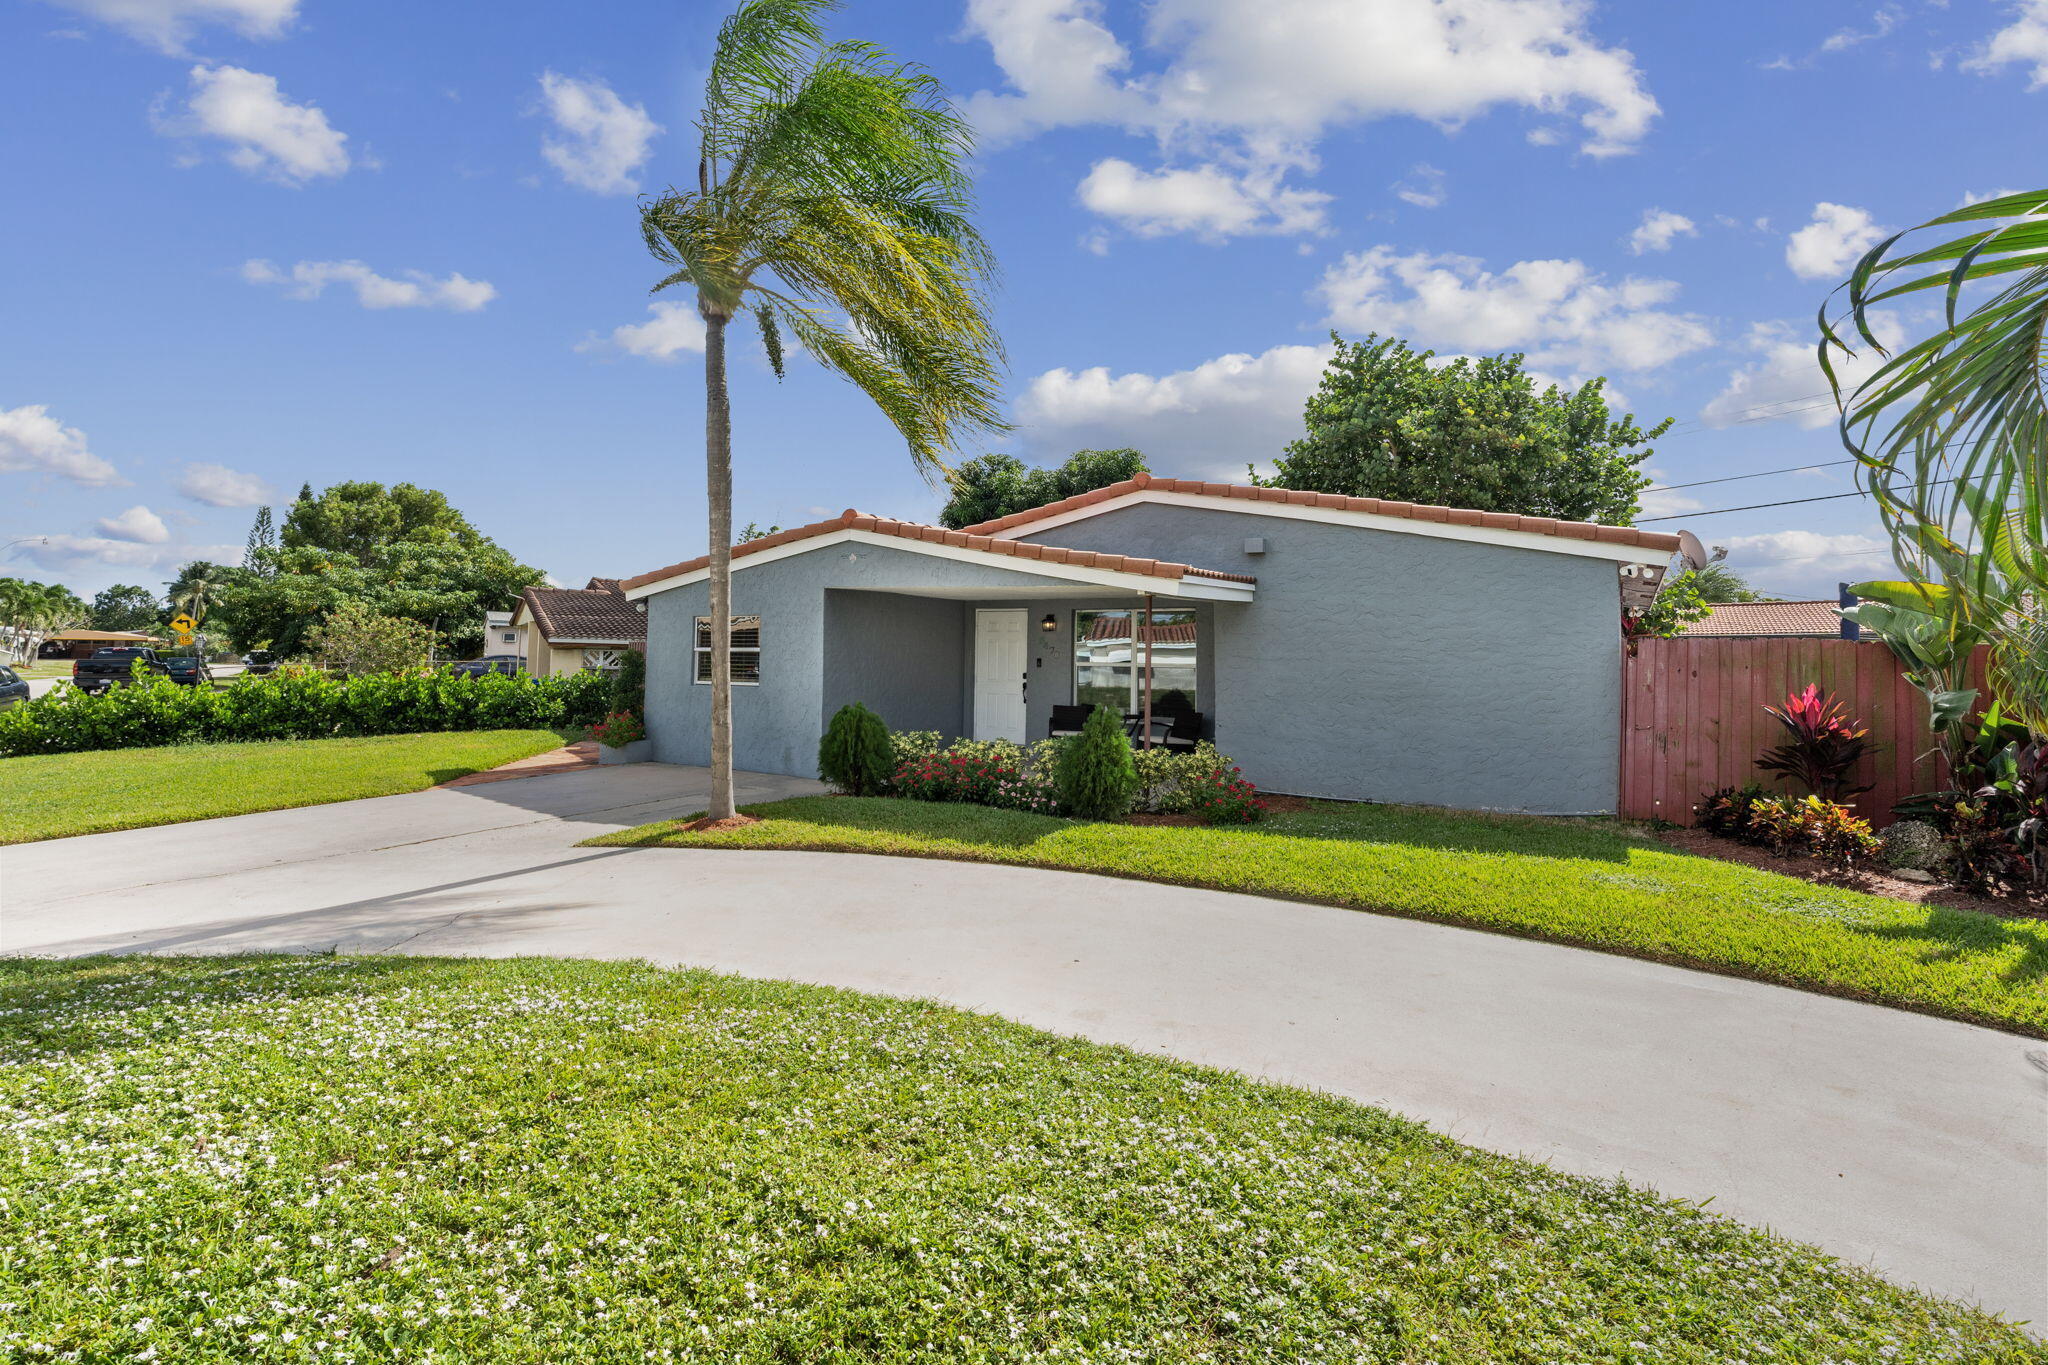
1191,763,1267,824
1756,685,1874,800
590,710,646,749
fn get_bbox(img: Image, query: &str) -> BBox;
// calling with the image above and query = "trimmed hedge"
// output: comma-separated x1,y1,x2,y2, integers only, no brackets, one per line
0,668,610,757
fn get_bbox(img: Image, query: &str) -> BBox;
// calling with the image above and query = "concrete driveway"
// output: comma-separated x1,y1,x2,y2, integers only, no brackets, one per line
2,762,2044,1324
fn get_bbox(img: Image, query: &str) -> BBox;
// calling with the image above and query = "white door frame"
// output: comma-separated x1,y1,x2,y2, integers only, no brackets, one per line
972,608,1029,742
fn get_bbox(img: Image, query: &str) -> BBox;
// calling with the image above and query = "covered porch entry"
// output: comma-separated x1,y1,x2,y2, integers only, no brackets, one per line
819,573,1250,748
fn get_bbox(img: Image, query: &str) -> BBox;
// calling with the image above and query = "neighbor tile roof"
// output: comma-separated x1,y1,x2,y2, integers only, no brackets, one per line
518,580,646,645
1679,600,1843,638
955,473,1684,554
619,508,1258,593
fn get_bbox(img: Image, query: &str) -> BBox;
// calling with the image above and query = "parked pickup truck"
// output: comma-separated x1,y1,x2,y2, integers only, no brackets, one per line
71,648,213,694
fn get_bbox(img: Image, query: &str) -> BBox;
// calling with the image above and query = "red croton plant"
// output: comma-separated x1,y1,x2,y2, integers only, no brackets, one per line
1756,685,1874,801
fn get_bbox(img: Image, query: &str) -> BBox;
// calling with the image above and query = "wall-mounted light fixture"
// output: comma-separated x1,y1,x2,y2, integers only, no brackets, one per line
634,601,646,614
1040,612,1057,633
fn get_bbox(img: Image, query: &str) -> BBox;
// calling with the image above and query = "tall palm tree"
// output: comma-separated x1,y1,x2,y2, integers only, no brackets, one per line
1821,188,2048,730
640,0,1006,821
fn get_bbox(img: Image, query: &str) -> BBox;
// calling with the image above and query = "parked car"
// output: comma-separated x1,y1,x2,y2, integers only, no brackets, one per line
0,664,28,709
161,655,215,688
241,649,280,675
445,655,526,678
71,647,167,694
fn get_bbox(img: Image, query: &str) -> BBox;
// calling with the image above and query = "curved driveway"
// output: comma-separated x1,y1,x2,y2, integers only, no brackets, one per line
2,762,2043,1324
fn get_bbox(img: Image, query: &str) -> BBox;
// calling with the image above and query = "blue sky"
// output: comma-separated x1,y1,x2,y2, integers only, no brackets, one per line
2,0,2041,600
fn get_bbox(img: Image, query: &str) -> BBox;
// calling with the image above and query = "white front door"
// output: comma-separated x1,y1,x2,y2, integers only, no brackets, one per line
972,608,1029,742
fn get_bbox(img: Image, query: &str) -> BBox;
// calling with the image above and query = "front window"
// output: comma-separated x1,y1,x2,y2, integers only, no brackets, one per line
694,615,762,684
1073,609,1197,713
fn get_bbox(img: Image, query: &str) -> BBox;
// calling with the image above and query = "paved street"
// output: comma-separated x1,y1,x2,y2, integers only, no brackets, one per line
3,763,2044,1324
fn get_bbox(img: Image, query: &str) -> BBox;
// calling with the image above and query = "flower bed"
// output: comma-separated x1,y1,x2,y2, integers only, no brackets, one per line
860,727,1264,823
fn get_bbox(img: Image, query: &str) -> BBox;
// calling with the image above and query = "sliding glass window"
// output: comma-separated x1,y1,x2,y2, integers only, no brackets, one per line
1073,609,1197,712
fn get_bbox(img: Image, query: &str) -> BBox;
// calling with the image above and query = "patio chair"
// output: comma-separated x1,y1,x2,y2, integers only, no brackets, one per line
1049,703,1096,739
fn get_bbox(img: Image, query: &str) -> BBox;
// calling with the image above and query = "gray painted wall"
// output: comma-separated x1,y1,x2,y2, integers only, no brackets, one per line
643,541,1089,775
643,506,1627,813
822,590,966,737
1017,503,1625,813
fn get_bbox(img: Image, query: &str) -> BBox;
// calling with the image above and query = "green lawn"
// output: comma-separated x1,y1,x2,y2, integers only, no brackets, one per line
0,955,2033,1363
590,796,2048,1037
0,729,574,843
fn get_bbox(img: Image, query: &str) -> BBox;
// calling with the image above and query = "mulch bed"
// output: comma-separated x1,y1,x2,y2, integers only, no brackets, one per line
1654,825,2047,921
679,814,763,834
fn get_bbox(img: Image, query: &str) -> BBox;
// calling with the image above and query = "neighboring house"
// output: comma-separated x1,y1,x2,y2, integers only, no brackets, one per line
483,609,520,656
37,629,166,660
621,475,1681,814
511,578,645,677
1679,599,1855,639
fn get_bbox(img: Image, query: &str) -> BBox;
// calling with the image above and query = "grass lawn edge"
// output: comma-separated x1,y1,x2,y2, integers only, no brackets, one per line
584,801,2048,1042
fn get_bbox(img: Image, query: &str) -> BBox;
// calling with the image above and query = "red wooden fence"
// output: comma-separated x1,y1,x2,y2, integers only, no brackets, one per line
1618,637,1991,826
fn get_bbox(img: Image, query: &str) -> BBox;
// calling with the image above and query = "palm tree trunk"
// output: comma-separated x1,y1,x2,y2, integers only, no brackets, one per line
703,306,737,821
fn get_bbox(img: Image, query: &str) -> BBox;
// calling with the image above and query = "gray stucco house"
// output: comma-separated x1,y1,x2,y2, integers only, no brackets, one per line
620,475,1681,814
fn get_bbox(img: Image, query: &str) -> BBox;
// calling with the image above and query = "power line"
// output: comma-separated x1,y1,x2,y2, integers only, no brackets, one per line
1643,459,1856,493
1636,476,1959,523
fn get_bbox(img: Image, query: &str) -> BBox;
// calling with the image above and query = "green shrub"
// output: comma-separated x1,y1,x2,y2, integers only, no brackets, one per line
818,703,894,795
0,666,609,758
1054,704,1137,820
1131,741,1234,814
890,730,942,772
610,649,646,717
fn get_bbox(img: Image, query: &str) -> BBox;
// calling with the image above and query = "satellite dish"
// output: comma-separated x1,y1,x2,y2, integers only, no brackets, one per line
1676,530,1708,571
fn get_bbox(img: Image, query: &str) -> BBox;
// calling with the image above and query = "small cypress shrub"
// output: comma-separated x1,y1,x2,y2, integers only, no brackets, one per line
818,702,894,795
610,649,646,717
1054,704,1137,820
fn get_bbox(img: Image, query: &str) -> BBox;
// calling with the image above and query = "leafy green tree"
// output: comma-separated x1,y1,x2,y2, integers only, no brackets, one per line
1263,334,1671,524
221,481,539,658
307,599,436,676
637,0,1006,822
90,584,161,633
1622,573,1712,644
818,701,893,795
939,448,1147,529
1679,557,1771,603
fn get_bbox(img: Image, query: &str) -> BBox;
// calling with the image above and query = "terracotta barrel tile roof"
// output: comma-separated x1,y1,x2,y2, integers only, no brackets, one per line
519,580,646,645
953,472,1683,554
619,507,1256,592
1679,600,1844,638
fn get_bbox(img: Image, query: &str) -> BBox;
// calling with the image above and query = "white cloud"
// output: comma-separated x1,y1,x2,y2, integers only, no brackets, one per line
1315,246,1715,373
1719,528,1895,595
1965,0,2048,86
95,504,170,544
1820,5,1903,55
1628,207,1697,254
39,0,296,53
20,534,241,579
578,301,706,361
1391,163,1447,210
0,404,123,487
964,0,1656,239
1016,342,1332,475
159,64,350,184
1076,157,1330,239
1961,186,2026,207
1784,202,1887,282
242,259,496,311
176,462,273,507
536,72,661,196
1700,316,1904,429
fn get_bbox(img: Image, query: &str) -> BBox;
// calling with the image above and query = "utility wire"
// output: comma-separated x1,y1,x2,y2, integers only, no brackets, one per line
1643,459,1856,493
1636,476,1959,523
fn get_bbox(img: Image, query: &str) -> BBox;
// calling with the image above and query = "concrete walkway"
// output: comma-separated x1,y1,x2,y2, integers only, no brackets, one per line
2,762,2043,1324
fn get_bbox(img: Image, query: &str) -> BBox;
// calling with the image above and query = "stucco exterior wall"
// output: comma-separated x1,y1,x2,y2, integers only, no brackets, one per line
822,590,967,737
643,542,1098,775
1016,503,1625,814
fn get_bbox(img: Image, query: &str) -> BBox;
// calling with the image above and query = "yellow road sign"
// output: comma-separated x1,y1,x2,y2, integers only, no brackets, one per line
168,614,197,634
173,632,195,647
